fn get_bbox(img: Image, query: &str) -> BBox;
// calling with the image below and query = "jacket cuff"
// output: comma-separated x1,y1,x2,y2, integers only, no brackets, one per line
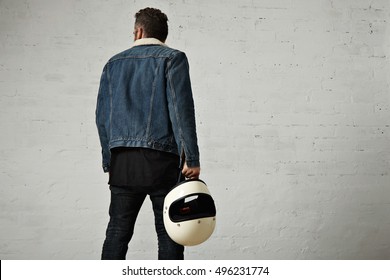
186,159,200,168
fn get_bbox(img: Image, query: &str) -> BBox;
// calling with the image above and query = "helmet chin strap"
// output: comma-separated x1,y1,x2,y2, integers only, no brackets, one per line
177,149,186,184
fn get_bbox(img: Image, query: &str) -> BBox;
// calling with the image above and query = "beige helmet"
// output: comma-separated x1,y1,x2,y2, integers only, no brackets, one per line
163,179,216,246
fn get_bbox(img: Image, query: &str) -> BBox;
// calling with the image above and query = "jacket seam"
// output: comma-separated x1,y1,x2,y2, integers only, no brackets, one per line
167,54,185,151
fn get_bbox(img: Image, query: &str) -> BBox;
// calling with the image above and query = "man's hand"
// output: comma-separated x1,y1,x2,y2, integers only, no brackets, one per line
182,161,200,179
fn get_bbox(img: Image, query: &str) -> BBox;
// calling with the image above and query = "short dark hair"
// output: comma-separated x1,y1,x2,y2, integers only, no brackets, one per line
135,8,168,42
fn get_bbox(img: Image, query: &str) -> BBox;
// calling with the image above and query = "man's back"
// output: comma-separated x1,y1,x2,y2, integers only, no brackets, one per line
96,39,199,172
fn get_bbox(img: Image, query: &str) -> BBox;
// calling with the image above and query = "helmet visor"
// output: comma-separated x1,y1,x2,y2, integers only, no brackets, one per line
169,193,216,222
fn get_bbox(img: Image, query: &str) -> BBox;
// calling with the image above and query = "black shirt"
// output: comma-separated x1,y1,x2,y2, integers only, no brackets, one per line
108,147,180,188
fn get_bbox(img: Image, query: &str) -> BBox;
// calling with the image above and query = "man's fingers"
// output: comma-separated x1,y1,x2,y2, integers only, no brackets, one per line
182,162,200,179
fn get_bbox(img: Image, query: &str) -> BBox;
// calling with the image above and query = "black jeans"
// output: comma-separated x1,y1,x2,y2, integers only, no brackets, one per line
101,184,184,260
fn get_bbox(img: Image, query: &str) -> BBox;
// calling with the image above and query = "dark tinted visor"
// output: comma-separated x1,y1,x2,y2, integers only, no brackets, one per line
169,193,216,222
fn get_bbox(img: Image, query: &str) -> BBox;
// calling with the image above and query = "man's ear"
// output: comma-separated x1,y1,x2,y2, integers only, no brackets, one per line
135,27,144,40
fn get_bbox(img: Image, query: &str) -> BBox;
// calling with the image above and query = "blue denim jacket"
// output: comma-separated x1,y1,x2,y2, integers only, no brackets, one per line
96,38,199,172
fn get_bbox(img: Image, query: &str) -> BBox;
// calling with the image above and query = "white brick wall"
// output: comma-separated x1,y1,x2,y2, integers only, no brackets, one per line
0,0,389,259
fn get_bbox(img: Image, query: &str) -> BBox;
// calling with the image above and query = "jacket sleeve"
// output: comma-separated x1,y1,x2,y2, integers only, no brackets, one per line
166,51,200,167
95,65,111,172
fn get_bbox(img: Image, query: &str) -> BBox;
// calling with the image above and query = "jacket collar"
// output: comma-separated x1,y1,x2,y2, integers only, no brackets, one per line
132,38,167,47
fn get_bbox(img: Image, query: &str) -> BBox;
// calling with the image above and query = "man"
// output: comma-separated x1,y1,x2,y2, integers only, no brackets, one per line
96,7,200,260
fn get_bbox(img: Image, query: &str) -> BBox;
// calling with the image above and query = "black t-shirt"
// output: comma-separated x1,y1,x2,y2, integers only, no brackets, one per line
108,147,181,188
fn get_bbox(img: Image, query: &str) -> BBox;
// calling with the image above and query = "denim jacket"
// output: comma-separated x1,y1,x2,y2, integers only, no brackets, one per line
96,38,199,172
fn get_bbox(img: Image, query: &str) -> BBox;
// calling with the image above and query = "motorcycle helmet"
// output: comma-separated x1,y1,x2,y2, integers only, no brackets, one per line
163,179,216,246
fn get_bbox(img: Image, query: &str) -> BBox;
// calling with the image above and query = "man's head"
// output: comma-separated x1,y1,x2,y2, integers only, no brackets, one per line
134,8,168,42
